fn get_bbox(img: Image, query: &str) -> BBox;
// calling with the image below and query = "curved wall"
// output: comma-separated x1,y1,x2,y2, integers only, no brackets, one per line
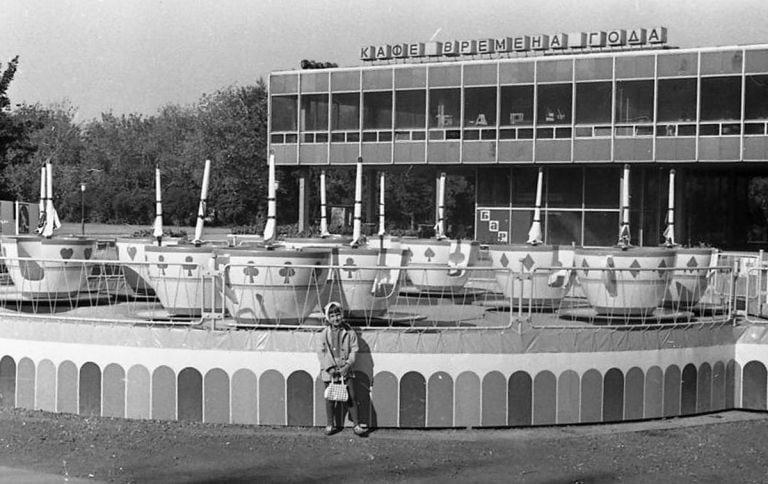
0,317,765,428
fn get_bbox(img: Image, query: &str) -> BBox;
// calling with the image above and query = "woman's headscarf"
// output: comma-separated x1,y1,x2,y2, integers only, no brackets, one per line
323,301,342,322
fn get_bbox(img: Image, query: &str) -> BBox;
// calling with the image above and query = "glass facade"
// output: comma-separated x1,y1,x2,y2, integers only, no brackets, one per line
270,46,768,159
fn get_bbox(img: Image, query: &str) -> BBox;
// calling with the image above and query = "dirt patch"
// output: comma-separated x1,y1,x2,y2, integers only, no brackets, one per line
0,408,767,483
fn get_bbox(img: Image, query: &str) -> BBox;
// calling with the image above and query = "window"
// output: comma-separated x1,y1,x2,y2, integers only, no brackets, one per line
477,167,510,205
584,212,618,246
547,211,582,245
575,82,611,124
500,85,533,126
271,95,297,131
300,94,329,131
745,75,768,120
464,87,497,127
331,93,359,131
363,91,392,130
547,167,582,208
537,84,572,125
584,167,619,209
700,77,741,121
429,88,461,128
657,78,697,122
615,80,654,124
395,90,426,129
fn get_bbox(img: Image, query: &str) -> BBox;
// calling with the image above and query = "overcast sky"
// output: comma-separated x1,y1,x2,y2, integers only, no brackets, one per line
5,0,768,122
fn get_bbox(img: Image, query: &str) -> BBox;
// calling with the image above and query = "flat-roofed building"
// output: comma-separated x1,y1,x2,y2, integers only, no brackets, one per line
268,32,768,250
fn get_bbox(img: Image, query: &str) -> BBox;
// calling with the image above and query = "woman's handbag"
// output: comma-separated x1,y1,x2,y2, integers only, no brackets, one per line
324,379,348,402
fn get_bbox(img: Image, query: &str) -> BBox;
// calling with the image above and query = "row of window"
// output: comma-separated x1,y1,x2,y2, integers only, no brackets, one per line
273,50,768,94
270,121,768,144
271,75,768,134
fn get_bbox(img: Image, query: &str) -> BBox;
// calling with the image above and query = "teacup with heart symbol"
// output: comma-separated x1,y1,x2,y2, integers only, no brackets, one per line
1,235,97,299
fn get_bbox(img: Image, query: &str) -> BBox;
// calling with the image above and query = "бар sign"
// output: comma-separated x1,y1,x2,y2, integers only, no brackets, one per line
361,27,667,61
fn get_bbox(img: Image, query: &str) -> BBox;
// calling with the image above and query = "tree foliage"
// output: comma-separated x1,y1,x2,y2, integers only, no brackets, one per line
0,76,475,234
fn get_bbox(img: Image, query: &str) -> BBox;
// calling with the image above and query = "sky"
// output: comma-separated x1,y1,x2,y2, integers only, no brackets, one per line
5,0,768,122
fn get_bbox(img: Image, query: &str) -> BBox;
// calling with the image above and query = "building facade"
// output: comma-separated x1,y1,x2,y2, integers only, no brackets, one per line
268,38,768,250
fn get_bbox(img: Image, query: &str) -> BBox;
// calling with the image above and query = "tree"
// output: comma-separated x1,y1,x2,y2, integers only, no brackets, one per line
0,56,23,198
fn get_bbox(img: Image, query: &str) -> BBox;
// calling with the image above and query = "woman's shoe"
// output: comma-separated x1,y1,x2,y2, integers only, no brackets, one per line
324,425,335,435
353,424,366,436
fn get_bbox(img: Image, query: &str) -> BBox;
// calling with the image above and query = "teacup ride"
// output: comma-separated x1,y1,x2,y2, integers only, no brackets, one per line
144,244,221,317
316,245,408,321
571,166,679,320
659,170,718,310
115,237,181,297
487,167,574,310
1,235,97,300
573,246,676,318
0,162,99,302
400,237,480,293
488,244,574,310
666,247,717,310
214,246,331,325
141,159,226,318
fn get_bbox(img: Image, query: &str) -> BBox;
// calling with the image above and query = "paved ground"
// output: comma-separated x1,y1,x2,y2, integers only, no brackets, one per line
1,408,768,483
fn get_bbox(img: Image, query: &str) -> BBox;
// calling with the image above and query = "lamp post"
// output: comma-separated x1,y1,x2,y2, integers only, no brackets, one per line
80,183,86,236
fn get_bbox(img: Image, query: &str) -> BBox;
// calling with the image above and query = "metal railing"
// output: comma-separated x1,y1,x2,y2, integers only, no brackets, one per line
0,255,737,331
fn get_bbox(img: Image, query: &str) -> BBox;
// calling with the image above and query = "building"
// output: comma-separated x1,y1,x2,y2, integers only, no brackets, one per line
268,28,768,250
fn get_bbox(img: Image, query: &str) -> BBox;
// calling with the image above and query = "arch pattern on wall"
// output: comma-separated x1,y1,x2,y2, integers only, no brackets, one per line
0,355,766,429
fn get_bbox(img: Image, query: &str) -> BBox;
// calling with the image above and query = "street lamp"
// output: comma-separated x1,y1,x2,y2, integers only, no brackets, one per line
80,168,102,236
80,183,86,235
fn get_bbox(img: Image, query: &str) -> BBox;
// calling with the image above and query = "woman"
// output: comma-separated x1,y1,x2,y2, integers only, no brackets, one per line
317,301,365,436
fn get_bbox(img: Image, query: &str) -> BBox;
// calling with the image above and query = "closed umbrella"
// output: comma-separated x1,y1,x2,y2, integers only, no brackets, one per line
618,164,631,247
319,169,331,237
663,169,676,247
262,153,276,242
41,162,61,238
351,158,363,246
35,165,46,234
378,171,386,236
153,166,164,245
526,167,544,245
435,172,446,239
193,159,211,246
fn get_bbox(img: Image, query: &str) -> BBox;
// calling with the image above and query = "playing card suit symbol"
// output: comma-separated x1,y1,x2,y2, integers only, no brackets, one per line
127,246,137,261
424,247,435,262
84,248,93,260
244,262,259,283
157,255,168,275
60,248,74,259
183,256,196,277
342,257,358,279
279,262,295,284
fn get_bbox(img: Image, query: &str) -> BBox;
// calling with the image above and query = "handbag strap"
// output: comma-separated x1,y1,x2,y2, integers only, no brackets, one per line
326,327,344,383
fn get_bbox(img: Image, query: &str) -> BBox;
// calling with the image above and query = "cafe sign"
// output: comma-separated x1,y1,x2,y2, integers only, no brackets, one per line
361,27,667,61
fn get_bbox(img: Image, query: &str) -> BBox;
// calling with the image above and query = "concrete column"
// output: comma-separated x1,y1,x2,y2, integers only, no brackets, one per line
297,169,311,233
